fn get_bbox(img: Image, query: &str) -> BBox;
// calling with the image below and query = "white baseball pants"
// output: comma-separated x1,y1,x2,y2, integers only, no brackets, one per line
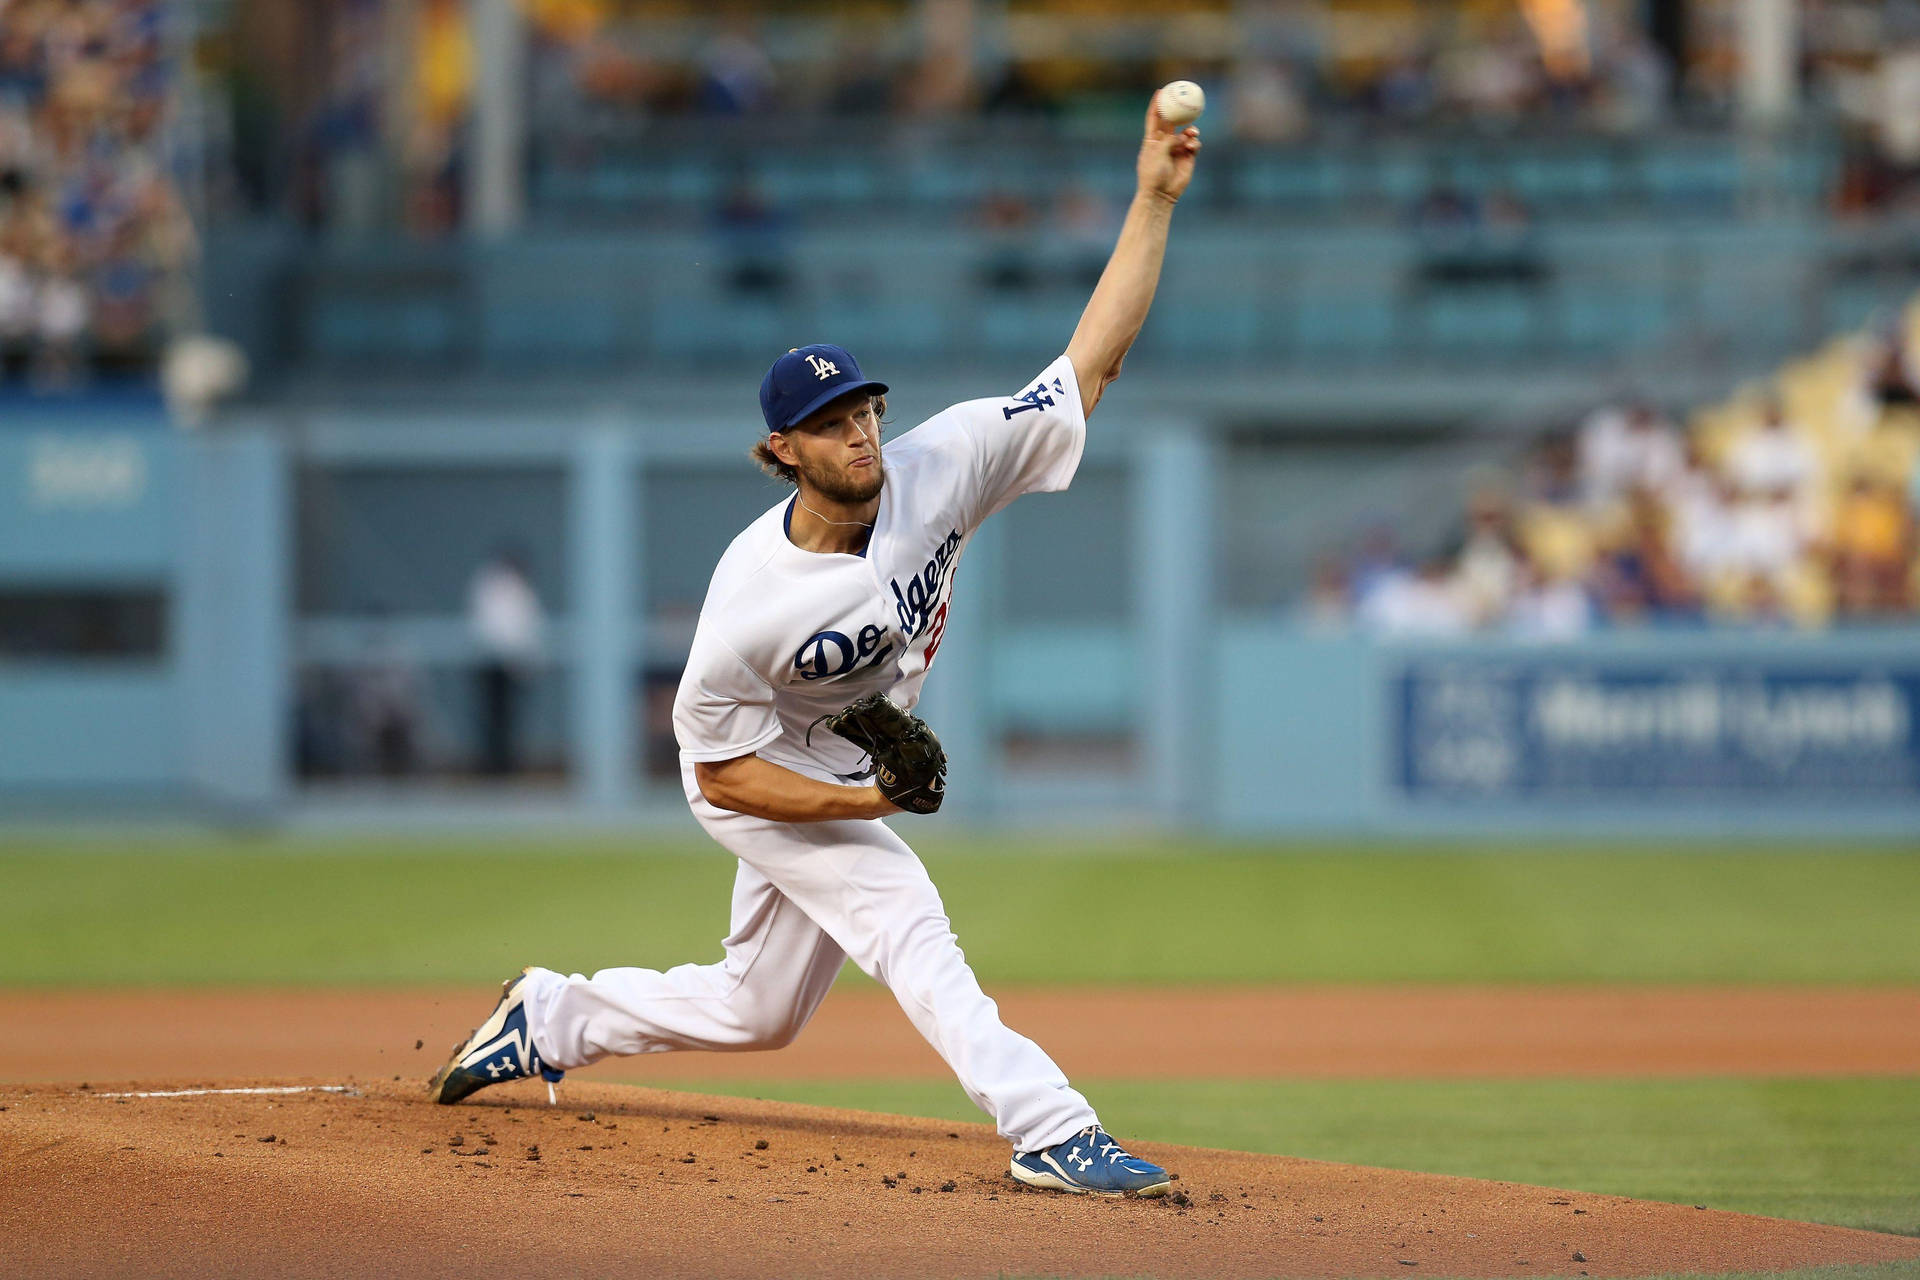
521,778,1097,1153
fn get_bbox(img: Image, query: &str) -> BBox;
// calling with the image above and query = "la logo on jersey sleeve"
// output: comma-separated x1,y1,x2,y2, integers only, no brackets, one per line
1003,374,1067,420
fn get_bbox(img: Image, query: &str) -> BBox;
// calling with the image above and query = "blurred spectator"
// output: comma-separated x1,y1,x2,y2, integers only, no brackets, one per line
1359,555,1470,637
823,38,895,117
349,617,423,778
1299,554,1351,633
696,28,774,116
0,0,190,384
1453,488,1521,627
1375,55,1436,122
1831,472,1916,617
1412,183,1544,286
1724,487,1811,607
404,0,470,235
468,549,545,777
299,0,385,234
0,236,32,377
1728,399,1821,501
1593,490,1698,623
1507,555,1593,640
712,176,791,298
1228,59,1310,143
976,189,1038,292
1517,433,1598,584
32,265,87,387
1577,401,1683,510
1347,524,1406,613
1301,295,1920,634
1054,181,1118,291
1436,30,1540,123
1865,329,1920,408
294,668,351,778
1673,465,1741,590
1411,180,1477,261
1593,26,1671,132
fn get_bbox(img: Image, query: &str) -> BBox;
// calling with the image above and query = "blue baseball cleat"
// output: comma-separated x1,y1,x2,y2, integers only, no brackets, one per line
1010,1125,1173,1197
427,971,565,1105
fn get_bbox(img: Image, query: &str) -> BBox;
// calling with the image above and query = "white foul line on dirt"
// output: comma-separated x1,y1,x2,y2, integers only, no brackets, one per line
91,1086,358,1099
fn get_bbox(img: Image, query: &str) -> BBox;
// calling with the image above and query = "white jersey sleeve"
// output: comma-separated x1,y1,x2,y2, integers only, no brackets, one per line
672,623,783,763
955,353,1088,523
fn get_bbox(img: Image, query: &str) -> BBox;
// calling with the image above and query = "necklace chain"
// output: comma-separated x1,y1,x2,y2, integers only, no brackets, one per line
797,495,874,529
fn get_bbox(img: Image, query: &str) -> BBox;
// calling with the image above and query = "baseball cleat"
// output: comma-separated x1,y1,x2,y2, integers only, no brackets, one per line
1009,1125,1172,1197
426,971,564,1105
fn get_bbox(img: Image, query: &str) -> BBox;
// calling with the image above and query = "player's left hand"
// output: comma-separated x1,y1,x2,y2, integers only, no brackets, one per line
809,692,948,815
1137,98,1201,204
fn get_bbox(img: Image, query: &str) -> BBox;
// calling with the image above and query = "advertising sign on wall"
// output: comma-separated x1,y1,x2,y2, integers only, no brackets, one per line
1396,663,1920,797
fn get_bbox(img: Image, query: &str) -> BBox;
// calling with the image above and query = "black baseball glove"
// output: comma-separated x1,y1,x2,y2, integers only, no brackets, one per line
809,692,947,814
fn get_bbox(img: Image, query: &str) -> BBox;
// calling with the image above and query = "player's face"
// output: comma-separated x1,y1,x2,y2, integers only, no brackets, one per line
775,393,885,505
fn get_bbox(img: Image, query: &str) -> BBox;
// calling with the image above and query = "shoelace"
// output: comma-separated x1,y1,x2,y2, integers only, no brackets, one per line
1079,1126,1136,1165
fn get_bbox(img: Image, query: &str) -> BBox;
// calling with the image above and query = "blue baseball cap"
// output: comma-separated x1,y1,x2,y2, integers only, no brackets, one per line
760,344,889,433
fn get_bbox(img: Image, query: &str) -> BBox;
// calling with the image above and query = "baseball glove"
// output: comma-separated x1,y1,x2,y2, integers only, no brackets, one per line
809,692,947,814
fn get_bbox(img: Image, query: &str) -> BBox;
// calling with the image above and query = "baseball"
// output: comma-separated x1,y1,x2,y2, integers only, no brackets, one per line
1155,80,1205,127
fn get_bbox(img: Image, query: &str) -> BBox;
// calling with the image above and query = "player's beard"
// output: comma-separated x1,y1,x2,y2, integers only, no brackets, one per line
796,453,884,505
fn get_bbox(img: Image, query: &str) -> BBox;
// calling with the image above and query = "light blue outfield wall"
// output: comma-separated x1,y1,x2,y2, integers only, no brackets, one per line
0,423,285,807
0,424,186,794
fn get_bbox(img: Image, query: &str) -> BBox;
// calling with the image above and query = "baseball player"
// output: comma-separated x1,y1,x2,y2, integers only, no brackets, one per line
430,97,1201,1197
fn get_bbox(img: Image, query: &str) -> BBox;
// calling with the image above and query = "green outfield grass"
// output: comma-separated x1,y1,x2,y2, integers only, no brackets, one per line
1,836,1917,986
636,1075,1920,1238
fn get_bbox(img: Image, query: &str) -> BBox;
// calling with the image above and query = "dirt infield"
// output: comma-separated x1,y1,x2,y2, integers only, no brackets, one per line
5,1079,1918,1280
5,984,1920,1084
6,986,1919,1278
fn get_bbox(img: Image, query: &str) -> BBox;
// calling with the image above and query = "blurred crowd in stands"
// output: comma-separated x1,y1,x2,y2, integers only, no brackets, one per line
245,0,1920,236
225,0,1920,243
1312,306,1920,636
511,1,1677,137
0,0,194,385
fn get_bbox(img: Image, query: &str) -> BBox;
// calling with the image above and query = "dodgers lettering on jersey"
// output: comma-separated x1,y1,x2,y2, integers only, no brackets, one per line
673,354,1086,785
890,528,963,640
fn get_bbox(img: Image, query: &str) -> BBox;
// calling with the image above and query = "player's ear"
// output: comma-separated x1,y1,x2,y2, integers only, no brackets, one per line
767,431,798,468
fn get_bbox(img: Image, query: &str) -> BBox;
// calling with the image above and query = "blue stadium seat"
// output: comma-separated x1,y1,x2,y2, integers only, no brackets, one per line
1510,151,1616,210
1289,296,1395,356
976,298,1085,355
1368,151,1430,207
1146,301,1260,359
649,298,788,359
1639,146,1740,213
1238,155,1338,209
1555,290,1668,350
311,297,460,362
803,300,946,357
480,299,624,362
1416,288,1539,354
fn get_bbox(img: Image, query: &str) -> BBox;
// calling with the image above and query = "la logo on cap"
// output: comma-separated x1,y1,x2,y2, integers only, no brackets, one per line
804,353,839,380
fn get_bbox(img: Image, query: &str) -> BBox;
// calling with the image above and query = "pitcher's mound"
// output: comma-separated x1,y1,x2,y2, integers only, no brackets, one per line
4,1080,1915,1279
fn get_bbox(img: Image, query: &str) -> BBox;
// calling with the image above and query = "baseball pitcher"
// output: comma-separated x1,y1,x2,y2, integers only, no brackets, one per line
431,95,1202,1197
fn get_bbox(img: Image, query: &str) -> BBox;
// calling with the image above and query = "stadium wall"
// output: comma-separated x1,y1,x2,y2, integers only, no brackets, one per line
5,415,1918,837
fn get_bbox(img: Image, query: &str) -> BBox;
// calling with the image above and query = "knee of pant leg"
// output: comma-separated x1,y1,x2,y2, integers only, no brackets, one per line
730,996,809,1051
756,1016,806,1050
885,914,971,1014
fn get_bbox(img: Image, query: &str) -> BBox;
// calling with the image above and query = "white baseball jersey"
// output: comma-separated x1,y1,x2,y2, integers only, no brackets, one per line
673,353,1086,782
